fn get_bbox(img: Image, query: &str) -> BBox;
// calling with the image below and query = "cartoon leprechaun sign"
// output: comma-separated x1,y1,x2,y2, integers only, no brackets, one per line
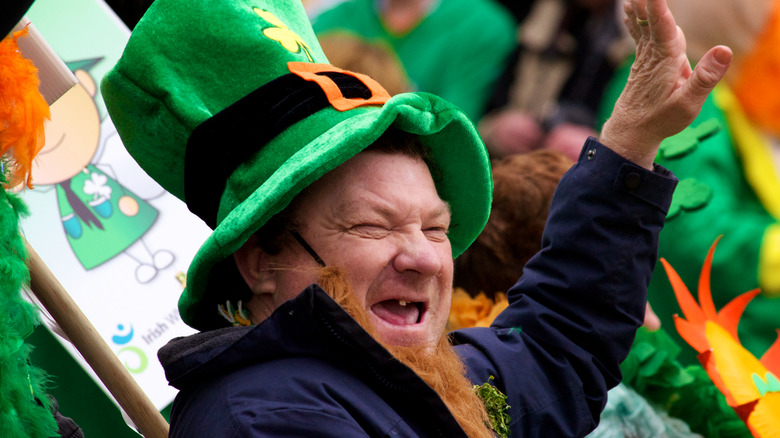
30,58,173,283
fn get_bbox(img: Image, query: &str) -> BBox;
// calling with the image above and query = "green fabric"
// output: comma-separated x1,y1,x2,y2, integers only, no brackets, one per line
102,0,493,330
55,164,157,270
599,57,780,365
311,0,516,122
0,171,58,438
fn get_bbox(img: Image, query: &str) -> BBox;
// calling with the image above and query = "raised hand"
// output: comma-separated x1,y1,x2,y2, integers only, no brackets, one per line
600,0,732,170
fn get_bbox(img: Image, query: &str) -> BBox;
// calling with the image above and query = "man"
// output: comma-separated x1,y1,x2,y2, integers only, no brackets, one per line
101,0,731,435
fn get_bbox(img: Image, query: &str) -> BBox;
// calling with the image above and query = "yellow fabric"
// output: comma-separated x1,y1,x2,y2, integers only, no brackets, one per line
759,225,780,295
707,321,765,405
749,393,780,438
715,87,780,219
716,87,780,296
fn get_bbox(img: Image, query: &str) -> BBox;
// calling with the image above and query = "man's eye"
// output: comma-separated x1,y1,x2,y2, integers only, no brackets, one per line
350,224,391,238
424,227,449,241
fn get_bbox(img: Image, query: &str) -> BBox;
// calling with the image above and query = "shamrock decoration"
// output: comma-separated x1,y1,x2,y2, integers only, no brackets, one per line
666,178,713,220
658,118,721,160
254,8,313,62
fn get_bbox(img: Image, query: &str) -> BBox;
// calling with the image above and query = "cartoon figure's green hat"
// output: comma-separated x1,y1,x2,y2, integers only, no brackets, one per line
101,0,492,330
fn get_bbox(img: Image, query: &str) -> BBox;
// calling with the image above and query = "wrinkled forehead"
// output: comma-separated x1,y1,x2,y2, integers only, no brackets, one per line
290,150,448,220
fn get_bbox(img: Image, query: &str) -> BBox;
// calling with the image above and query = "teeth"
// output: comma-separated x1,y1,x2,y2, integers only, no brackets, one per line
399,300,407,307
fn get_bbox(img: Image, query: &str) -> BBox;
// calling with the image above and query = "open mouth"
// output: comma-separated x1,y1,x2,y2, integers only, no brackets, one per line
371,299,425,325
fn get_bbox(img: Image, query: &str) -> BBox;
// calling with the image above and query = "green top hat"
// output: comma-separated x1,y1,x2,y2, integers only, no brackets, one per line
101,0,492,331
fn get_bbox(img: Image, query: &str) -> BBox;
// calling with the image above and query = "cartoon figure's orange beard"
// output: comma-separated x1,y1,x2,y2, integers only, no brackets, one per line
317,267,493,438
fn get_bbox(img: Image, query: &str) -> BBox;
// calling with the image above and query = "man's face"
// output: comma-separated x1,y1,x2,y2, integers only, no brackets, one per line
266,150,454,348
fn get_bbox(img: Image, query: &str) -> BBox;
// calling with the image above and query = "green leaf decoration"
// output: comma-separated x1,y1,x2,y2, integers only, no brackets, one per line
621,328,692,398
659,118,721,160
666,178,713,221
473,376,511,438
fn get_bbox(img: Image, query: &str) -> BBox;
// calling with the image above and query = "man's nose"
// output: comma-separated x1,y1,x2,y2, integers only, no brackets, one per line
392,230,444,276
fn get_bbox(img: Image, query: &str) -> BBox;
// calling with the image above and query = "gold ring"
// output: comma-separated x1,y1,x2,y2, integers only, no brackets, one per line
636,18,649,26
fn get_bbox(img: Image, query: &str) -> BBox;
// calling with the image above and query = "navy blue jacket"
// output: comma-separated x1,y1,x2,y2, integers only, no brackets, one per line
159,138,677,437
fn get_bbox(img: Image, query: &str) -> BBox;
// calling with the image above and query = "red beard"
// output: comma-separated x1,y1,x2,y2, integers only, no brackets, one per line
318,267,493,438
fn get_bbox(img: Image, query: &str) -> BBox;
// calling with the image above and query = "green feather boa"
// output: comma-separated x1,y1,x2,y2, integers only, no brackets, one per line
0,166,58,438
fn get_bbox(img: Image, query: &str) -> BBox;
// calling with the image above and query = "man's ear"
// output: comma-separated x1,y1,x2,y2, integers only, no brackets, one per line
233,235,276,295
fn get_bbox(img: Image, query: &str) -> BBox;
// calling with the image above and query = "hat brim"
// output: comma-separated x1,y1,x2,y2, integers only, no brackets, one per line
182,92,492,330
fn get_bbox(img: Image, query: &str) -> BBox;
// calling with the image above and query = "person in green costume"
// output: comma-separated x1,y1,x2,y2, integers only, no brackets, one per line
30,59,172,283
597,0,780,363
310,0,517,122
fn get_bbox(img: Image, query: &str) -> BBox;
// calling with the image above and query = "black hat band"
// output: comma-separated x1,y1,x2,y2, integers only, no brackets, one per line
185,67,389,229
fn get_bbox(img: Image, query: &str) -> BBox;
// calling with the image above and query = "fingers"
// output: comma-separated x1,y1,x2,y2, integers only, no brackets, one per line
643,302,661,331
625,0,677,45
623,0,644,42
646,0,678,44
604,0,732,170
685,45,732,103
631,0,650,38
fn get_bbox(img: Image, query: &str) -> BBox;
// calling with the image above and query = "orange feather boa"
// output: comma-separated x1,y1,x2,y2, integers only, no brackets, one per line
0,25,50,189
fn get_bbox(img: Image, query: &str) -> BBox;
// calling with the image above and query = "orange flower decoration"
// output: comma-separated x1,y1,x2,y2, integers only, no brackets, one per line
449,288,509,330
662,236,780,437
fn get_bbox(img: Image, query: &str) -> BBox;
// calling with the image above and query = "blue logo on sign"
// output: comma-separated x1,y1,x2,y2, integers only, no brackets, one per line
111,323,134,345
111,323,148,374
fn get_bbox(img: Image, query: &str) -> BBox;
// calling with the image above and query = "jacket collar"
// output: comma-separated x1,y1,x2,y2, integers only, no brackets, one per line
159,284,469,437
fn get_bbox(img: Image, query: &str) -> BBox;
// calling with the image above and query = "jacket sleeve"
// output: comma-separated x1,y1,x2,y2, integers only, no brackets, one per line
451,137,678,437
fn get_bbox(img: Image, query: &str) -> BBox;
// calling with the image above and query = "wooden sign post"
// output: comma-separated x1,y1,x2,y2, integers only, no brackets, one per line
26,240,170,438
